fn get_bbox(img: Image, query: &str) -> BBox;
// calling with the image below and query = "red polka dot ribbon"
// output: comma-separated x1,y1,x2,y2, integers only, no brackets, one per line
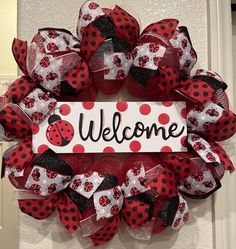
18,192,81,233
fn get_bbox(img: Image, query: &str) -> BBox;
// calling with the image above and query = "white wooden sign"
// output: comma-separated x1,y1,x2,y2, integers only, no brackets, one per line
32,101,187,153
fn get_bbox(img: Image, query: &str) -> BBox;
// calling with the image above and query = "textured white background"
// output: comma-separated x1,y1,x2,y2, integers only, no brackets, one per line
18,1,213,249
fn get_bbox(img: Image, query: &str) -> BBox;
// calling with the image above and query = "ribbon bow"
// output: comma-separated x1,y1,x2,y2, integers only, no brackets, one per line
77,1,139,94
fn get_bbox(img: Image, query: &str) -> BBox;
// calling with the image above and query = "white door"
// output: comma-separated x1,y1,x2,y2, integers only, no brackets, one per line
0,1,18,248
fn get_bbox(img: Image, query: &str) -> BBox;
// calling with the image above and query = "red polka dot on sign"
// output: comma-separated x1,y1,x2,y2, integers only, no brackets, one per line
73,144,85,153
59,104,71,115
32,123,39,135
82,102,94,110
181,136,187,147
129,141,141,152
158,113,170,125
181,108,187,119
38,144,49,153
162,101,173,107
139,104,151,115
103,147,115,153
116,101,128,112
161,146,172,152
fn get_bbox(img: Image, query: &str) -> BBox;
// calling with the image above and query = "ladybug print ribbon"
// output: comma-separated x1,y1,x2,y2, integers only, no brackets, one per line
187,133,221,164
76,1,105,40
24,165,71,196
104,52,133,80
187,102,224,132
69,172,105,199
19,88,57,123
121,165,150,198
93,186,123,220
171,194,189,231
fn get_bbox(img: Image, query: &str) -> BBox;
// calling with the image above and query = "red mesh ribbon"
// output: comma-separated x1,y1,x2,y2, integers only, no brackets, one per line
18,192,81,233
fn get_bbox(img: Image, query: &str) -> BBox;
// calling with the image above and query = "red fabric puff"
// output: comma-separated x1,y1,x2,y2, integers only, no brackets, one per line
0,106,31,139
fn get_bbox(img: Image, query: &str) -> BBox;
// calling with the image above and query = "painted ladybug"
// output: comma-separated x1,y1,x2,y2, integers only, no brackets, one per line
84,172,93,178
84,182,93,192
110,205,119,215
193,104,205,112
138,55,149,67
191,134,200,141
38,92,50,101
190,48,196,58
99,195,111,206
193,142,206,151
194,190,206,195
47,42,59,53
48,30,59,39
182,39,188,49
33,72,44,84
138,177,149,188
116,70,126,80
149,43,160,53
206,108,219,117
40,56,50,68
32,112,44,122
184,59,191,68
206,152,216,162
130,187,141,196
22,97,35,108
71,178,82,189
48,183,57,194
48,102,56,110
29,184,41,195
46,114,74,146
183,180,191,190
83,14,92,21
46,169,57,179
113,55,122,67
178,202,186,213
153,56,162,67
203,181,214,188
192,172,204,182
104,67,110,75
175,47,183,58
63,36,70,46
124,176,129,187
183,212,189,222
173,218,181,228
188,117,199,126
113,187,121,200
89,2,99,9
52,85,60,95
131,167,141,176
31,168,40,181
202,122,212,130
125,52,132,60
46,72,58,81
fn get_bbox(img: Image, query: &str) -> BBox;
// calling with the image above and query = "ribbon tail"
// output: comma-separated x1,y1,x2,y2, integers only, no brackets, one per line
12,38,28,76
89,215,120,246
188,133,221,165
18,194,59,219
57,192,81,233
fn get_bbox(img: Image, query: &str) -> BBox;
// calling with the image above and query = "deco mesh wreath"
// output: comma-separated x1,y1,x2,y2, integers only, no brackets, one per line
1,0,236,247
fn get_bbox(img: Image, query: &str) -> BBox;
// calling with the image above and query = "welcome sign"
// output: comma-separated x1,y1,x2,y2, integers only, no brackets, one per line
32,101,187,153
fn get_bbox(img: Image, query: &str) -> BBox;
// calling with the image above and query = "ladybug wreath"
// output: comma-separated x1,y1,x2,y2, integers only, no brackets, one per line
0,0,236,247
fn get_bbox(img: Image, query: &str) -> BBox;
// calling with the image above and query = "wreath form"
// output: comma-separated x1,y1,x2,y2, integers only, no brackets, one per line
0,1,236,247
